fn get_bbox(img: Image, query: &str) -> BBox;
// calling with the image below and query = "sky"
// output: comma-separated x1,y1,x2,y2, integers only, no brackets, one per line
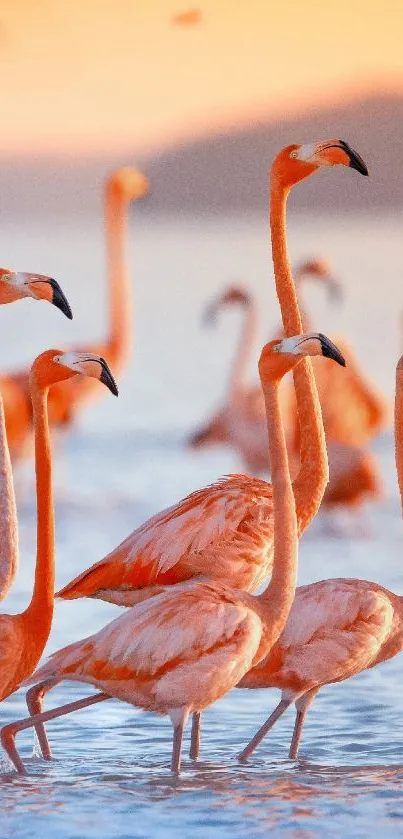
2,0,403,156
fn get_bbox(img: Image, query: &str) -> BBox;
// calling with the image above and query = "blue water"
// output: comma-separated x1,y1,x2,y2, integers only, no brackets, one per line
0,213,402,838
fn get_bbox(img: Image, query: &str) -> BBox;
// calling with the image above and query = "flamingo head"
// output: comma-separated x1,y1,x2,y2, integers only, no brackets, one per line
259,332,345,381
30,350,119,395
0,269,72,318
107,168,149,201
272,140,368,187
203,284,251,325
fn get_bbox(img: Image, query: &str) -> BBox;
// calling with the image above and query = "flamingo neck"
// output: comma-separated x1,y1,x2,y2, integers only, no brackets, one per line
105,187,131,373
23,384,55,640
228,299,257,402
0,395,18,601
395,365,403,527
270,175,328,529
257,377,298,645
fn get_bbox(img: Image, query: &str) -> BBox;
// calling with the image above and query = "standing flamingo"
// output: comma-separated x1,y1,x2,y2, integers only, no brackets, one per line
0,349,117,727
1,333,342,775
235,353,403,762
0,269,72,600
2,170,147,456
17,138,363,759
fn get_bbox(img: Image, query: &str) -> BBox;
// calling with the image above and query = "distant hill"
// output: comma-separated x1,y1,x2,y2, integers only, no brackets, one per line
0,92,401,220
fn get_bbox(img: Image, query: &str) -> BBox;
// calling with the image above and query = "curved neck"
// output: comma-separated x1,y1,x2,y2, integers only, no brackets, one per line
105,187,131,372
270,174,328,528
257,377,297,642
24,385,55,635
227,300,257,401
0,395,18,601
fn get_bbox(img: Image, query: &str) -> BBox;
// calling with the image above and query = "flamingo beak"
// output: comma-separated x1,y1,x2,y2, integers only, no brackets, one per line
19,274,73,319
315,140,369,176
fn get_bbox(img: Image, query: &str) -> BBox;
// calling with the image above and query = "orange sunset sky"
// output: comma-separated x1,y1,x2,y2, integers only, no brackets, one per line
3,0,403,156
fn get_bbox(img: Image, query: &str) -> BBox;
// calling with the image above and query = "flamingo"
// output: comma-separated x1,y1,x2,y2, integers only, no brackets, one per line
189,272,384,509
0,269,72,601
3,170,147,454
188,258,341,459
0,349,117,736
1,332,342,775
15,138,363,759
235,353,403,762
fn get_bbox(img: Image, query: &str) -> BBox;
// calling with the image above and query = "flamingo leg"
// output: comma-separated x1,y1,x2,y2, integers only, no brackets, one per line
169,707,189,774
26,678,59,760
238,698,292,763
289,687,319,759
1,692,110,774
189,711,201,760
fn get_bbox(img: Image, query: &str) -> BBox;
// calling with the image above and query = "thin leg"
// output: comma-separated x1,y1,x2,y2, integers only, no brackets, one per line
169,707,189,775
189,712,201,760
289,688,319,760
26,678,59,760
238,698,292,763
1,692,110,774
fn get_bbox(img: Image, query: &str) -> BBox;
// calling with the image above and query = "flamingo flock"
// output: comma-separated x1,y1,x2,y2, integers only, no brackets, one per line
0,138,398,779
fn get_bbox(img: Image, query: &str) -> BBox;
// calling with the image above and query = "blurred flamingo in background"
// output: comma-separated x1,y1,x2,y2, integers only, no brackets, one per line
3,169,148,457
188,258,341,468
44,168,148,427
19,137,366,762
236,350,403,762
0,349,117,719
1,332,334,775
189,260,385,511
0,270,71,600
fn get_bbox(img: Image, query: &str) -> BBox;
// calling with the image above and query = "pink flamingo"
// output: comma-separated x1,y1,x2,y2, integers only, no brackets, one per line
0,350,117,729
235,351,403,761
1,332,342,774
0,269,72,600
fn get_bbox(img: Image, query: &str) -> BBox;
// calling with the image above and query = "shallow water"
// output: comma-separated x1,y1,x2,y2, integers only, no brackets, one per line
0,212,402,837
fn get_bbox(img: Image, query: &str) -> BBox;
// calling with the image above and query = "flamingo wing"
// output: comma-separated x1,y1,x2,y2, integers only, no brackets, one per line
27,581,263,711
57,475,274,602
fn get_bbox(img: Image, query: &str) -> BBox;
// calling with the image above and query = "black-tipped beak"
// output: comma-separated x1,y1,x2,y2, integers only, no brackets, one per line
318,333,346,367
99,358,119,396
49,279,73,320
339,141,368,176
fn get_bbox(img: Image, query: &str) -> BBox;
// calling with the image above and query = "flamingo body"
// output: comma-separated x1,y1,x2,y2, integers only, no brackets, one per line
57,474,275,604
27,580,264,713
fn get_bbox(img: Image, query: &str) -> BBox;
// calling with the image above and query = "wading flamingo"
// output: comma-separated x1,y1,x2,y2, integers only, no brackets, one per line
23,138,363,758
0,350,117,726
0,270,72,459
3,170,147,455
188,259,341,460
235,352,403,762
0,270,71,601
1,333,342,775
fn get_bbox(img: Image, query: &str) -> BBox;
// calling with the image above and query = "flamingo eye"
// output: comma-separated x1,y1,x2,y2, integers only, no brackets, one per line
290,150,298,159
2,273,12,282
